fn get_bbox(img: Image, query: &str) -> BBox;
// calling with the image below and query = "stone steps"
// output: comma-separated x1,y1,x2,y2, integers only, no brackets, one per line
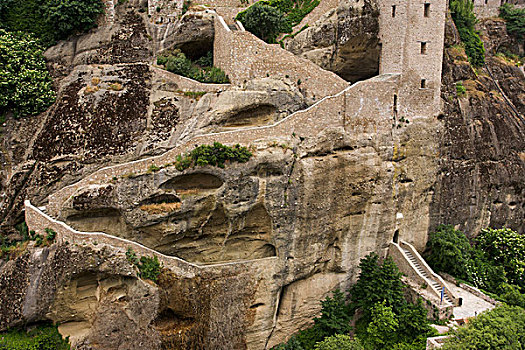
403,248,453,305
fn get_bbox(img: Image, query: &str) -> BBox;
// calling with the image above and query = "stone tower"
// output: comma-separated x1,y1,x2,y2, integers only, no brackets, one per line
379,0,447,118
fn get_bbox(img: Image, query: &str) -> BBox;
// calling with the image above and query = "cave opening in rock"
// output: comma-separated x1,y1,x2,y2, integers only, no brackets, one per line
175,38,214,62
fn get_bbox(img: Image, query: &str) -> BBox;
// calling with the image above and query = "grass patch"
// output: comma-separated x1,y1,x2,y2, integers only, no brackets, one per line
0,323,70,349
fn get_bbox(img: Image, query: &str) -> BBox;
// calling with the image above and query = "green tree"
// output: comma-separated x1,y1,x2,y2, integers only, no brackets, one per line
449,0,485,66
442,305,525,349
0,0,104,47
349,253,405,317
44,0,105,41
314,289,352,336
366,301,399,349
0,30,56,118
476,227,525,288
424,225,472,280
238,3,291,43
314,334,364,350
500,4,525,41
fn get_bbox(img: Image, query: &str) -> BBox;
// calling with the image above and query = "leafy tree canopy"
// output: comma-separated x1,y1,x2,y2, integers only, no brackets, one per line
0,30,56,118
424,224,473,280
500,3,525,41
237,3,291,43
442,305,525,350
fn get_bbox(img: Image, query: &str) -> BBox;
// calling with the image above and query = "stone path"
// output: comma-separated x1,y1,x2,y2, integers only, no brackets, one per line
444,281,495,320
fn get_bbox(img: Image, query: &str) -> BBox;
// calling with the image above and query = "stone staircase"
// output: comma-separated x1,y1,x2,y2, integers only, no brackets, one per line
389,240,458,319
402,248,454,305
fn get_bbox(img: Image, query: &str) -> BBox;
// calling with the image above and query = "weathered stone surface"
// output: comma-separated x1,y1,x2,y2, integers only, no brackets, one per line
284,0,380,83
429,18,525,236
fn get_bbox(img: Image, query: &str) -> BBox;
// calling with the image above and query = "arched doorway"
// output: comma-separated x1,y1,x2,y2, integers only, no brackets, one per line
393,229,399,244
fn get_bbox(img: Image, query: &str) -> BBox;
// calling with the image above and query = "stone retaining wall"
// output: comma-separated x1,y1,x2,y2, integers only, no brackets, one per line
213,14,348,99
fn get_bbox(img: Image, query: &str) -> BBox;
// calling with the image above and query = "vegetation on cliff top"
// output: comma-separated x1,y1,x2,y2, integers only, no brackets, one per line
0,30,56,118
157,50,230,84
236,0,319,43
449,0,485,67
0,0,104,119
0,0,104,47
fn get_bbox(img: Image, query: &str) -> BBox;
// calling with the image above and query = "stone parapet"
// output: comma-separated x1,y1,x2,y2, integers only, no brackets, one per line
389,241,458,314
213,14,348,99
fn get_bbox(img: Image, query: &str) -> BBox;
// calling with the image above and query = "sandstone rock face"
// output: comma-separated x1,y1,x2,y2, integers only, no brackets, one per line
0,3,523,350
284,0,380,83
429,18,525,236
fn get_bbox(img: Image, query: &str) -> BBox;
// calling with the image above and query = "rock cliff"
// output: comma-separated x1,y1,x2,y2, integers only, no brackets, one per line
0,1,523,349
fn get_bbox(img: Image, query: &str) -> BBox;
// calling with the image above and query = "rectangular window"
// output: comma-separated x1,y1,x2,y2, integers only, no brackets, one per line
424,3,430,17
421,79,427,88
421,42,427,54
392,5,396,17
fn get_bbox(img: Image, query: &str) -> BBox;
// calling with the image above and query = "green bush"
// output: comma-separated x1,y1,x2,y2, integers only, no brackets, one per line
449,0,485,67
0,324,70,349
126,248,162,282
455,81,466,96
157,50,229,84
238,3,291,43
499,4,525,41
424,225,473,280
236,0,319,43
0,30,56,118
138,256,161,282
173,142,252,171
442,304,525,349
0,0,104,47
314,334,364,350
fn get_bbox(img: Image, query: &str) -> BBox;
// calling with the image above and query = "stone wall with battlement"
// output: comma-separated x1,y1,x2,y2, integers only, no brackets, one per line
46,74,399,218
213,15,349,100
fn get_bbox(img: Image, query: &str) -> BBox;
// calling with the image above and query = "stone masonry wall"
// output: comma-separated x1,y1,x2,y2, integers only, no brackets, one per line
379,0,446,118
213,15,349,100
